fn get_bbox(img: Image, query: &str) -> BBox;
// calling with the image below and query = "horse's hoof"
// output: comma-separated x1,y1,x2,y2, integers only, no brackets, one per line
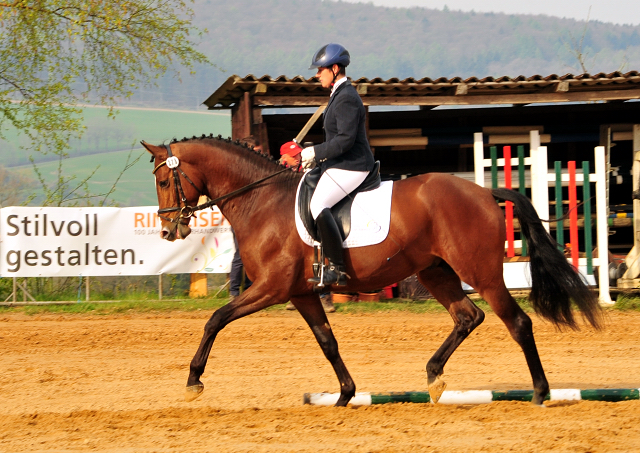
185,384,204,402
531,396,548,407
428,376,447,403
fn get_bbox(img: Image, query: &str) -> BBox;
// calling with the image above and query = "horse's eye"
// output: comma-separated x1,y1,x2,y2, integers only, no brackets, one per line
159,180,170,189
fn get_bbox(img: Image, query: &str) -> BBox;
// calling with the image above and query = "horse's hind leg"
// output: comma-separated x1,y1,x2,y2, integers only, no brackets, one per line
418,263,485,403
291,294,356,406
479,283,549,406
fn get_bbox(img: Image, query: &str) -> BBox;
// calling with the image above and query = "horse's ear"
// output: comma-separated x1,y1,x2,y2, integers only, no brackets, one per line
141,141,160,162
140,141,154,154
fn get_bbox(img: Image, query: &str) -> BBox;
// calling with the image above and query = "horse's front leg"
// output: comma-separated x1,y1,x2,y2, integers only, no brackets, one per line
185,282,285,402
291,294,356,406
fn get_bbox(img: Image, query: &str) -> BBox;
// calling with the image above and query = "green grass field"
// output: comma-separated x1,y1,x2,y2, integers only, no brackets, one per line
0,297,497,316
6,106,231,206
1,293,639,317
17,148,167,206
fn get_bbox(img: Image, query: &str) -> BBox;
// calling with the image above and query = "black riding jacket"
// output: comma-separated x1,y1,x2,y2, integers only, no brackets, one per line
314,81,375,173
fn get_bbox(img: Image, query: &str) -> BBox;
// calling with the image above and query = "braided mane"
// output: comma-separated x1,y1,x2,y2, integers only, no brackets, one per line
168,134,288,169
157,133,301,189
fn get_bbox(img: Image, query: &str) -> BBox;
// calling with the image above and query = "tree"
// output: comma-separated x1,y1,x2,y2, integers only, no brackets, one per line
561,6,595,73
560,6,629,77
0,0,209,205
0,165,35,206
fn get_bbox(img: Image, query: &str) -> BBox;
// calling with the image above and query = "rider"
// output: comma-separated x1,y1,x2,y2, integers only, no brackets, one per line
301,43,375,287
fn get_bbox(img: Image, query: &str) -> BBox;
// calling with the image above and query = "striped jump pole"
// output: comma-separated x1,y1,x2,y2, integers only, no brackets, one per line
568,160,579,269
490,145,514,256
545,147,611,305
504,145,515,257
518,145,528,256
554,160,565,252
483,142,528,257
475,141,611,304
556,160,581,269
304,388,640,406
584,161,594,275
551,160,597,278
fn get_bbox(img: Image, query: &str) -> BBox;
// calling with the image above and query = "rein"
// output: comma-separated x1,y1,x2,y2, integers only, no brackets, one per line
155,143,292,225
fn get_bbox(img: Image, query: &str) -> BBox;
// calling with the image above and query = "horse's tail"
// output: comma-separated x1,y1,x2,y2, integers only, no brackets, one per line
491,188,602,330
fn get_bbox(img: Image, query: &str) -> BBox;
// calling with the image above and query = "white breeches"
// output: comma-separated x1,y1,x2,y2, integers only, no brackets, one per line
310,168,369,219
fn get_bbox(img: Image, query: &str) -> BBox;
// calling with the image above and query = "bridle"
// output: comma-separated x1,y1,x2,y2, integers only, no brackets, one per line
153,143,293,227
153,144,204,226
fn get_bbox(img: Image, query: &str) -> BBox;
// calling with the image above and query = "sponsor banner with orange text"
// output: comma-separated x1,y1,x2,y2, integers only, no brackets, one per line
0,206,234,277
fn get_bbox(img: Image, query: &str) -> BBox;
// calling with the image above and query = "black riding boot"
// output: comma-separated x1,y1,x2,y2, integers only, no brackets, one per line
308,208,347,287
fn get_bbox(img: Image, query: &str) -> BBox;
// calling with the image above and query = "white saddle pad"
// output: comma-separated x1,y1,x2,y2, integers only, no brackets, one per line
295,178,394,248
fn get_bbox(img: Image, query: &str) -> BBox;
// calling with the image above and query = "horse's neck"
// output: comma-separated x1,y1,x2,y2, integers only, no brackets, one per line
200,145,270,196
202,146,295,232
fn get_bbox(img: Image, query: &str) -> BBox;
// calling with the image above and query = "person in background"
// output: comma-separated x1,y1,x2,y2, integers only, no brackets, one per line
279,141,303,170
228,136,262,302
229,231,252,302
242,136,262,153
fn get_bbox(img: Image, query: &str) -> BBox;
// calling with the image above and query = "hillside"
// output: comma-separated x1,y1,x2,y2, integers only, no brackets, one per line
3,0,640,206
1,107,230,167
125,0,640,109
5,108,231,207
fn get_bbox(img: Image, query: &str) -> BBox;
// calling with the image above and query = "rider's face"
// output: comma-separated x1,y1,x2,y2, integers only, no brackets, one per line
316,65,336,89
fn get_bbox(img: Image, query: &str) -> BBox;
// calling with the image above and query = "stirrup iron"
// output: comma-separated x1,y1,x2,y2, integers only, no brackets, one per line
308,263,349,289
308,245,348,289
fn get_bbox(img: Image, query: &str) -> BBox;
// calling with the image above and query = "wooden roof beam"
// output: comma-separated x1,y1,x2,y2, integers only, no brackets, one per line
541,81,570,93
455,84,468,95
252,83,268,95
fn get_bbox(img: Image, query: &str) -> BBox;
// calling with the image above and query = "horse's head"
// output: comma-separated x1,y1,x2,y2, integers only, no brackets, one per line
141,141,205,241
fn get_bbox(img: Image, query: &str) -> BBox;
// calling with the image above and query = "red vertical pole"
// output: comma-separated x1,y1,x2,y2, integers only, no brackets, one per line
568,161,579,269
504,146,514,257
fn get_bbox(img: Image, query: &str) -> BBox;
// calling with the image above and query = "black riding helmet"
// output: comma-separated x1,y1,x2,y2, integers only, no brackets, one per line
309,43,350,70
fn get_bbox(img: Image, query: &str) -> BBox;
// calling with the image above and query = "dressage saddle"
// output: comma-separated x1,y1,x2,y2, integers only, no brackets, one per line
298,161,381,243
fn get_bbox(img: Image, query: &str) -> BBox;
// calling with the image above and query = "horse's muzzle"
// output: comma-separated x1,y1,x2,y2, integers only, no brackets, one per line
160,225,177,241
178,223,192,239
160,222,191,241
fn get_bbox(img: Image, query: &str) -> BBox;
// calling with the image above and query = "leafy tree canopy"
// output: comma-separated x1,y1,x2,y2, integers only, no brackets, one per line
0,0,209,205
0,0,208,154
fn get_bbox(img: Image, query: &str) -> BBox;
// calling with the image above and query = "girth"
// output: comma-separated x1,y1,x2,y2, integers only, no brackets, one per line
298,161,381,242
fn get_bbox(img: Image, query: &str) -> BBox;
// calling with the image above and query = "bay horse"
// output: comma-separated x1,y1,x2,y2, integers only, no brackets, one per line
141,135,602,407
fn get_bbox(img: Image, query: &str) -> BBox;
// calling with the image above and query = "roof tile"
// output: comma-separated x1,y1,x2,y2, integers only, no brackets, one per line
203,72,640,108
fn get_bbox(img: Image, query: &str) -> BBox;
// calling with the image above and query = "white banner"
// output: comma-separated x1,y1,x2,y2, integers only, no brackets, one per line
0,206,235,277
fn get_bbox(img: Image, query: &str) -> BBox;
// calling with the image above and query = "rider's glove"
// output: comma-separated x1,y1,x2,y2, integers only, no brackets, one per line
301,146,316,169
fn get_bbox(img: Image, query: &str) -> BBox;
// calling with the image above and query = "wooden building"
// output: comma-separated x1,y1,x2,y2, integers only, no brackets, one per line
203,71,640,285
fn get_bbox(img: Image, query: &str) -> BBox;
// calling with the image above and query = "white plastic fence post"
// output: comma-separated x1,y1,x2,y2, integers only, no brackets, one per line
622,125,640,279
474,132,484,187
595,146,613,305
534,146,550,233
530,130,541,150
529,130,541,210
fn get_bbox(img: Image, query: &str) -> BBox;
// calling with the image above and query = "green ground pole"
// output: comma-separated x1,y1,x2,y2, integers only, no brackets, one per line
304,388,640,406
